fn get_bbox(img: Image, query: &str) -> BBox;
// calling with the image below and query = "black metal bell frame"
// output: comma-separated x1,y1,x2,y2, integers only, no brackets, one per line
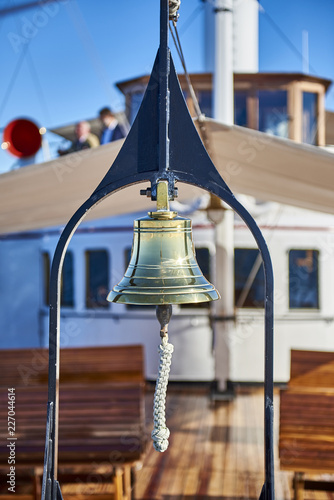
41,2,275,500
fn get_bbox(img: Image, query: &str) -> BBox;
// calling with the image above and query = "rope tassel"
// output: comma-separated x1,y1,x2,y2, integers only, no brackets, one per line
152,304,174,452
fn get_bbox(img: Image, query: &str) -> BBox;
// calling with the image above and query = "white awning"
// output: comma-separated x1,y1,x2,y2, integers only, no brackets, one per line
0,120,333,234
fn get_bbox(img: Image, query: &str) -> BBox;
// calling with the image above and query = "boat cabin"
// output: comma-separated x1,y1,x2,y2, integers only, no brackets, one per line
117,71,332,146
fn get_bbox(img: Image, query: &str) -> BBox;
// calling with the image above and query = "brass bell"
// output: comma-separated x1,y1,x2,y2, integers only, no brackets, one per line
107,182,220,306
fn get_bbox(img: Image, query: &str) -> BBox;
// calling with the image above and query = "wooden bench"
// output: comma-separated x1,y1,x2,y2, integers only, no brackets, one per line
279,349,334,500
0,345,146,500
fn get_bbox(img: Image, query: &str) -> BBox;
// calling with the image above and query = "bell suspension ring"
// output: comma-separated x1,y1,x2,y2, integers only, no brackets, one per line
152,304,174,452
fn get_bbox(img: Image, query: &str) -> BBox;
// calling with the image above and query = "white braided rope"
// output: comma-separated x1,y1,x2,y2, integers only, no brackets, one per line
169,0,181,21
151,337,174,452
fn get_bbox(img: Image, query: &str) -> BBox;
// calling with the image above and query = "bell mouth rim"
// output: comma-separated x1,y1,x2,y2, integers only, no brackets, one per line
107,288,220,305
110,286,219,293
107,293,220,305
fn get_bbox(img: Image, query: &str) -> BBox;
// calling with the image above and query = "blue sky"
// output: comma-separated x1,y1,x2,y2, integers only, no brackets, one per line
0,0,333,171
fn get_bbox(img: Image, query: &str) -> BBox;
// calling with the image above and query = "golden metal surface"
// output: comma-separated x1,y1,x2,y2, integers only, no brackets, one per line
156,180,169,211
149,180,178,219
107,211,220,305
148,210,178,219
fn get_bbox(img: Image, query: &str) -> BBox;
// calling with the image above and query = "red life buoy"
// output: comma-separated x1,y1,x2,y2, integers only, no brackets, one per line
3,118,42,158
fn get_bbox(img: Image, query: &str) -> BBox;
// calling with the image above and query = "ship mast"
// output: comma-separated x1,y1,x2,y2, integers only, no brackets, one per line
204,0,259,392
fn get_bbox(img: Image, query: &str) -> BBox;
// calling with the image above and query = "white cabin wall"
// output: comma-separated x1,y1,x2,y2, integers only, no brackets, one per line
231,209,334,382
273,225,334,382
0,239,41,348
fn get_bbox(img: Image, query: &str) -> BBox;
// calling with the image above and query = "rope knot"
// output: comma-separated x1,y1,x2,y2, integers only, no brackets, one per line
158,342,174,354
151,427,170,452
169,0,181,21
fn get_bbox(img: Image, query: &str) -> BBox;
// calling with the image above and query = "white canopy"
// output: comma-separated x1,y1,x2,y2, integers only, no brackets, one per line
0,120,333,234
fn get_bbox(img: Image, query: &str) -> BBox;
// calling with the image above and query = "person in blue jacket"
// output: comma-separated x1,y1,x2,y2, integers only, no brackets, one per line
99,107,127,144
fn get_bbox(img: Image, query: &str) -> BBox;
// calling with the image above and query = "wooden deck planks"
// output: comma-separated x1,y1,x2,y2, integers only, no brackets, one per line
2,381,333,500
135,386,334,500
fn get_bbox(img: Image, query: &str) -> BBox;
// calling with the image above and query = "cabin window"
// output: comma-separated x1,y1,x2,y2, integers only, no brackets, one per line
289,249,319,309
302,92,318,145
181,247,211,309
197,91,213,118
234,91,248,127
258,90,288,138
42,251,74,307
61,252,74,307
42,252,50,306
234,248,264,308
86,250,109,309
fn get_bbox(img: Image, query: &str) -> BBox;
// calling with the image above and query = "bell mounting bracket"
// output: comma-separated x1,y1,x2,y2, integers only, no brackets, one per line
41,1,275,500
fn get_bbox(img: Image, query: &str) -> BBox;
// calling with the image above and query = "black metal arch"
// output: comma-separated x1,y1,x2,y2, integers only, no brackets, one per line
41,2,274,500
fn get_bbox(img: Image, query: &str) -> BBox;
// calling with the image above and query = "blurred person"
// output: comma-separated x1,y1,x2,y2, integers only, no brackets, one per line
58,121,99,155
99,107,127,144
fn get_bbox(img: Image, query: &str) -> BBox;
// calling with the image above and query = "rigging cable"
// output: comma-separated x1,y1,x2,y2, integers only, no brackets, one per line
169,18,213,158
12,13,52,126
0,0,13,35
0,2,52,125
25,48,52,125
0,42,30,122
169,23,203,120
64,0,128,128
0,0,65,19
179,3,205,36
257,1,317,75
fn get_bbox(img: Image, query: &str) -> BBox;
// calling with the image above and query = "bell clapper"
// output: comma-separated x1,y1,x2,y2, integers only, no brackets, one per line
151,305,174,452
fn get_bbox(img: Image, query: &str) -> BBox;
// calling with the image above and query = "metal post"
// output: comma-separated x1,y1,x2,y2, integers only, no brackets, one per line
212,0,235,392
159,0,170,175
214,0,234,125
